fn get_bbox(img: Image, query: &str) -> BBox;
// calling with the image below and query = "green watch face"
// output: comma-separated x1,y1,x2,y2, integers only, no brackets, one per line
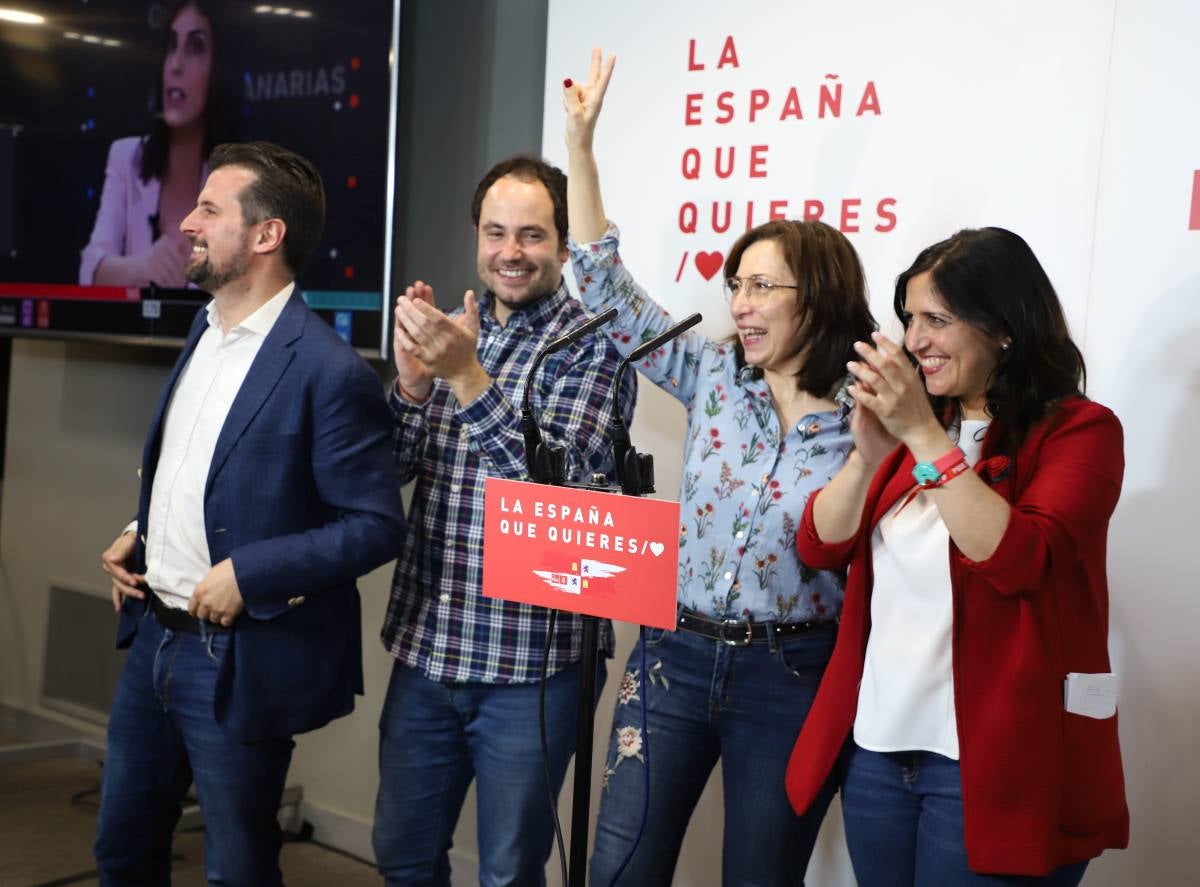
912,462,941,485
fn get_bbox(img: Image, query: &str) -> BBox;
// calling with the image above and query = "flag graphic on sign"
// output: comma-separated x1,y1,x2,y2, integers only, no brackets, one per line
533,559,627,596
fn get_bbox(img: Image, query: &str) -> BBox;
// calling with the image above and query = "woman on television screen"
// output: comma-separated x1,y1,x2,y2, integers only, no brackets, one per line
79,0,237,288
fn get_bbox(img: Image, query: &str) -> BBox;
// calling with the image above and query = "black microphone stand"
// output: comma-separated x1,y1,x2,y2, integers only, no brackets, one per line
609,313,701,497
547,312,701,887
522,308,618,486
518,308,616,887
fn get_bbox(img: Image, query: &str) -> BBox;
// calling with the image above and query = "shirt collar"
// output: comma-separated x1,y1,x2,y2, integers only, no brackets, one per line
735,363,758,386
832,374,855,417
205,283,294,337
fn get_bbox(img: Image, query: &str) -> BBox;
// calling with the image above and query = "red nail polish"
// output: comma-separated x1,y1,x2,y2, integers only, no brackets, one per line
563,78,573,88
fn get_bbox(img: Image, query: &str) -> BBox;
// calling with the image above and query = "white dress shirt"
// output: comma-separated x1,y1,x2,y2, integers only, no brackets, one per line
853,419,990,760
143,284,294,609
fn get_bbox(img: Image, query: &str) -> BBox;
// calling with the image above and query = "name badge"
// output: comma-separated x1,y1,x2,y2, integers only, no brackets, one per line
1064,672,1118,719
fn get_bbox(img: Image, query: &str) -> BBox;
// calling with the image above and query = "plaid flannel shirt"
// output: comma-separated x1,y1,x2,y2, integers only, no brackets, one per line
381,283,636,683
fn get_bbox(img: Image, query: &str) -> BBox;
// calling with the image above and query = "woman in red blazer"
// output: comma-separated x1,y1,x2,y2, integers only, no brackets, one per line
786,227,1128,885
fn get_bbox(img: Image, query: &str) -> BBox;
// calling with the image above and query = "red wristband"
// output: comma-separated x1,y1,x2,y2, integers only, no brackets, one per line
931,455,969,488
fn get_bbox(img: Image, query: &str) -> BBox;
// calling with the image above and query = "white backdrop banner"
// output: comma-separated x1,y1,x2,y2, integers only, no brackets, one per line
541,2,1200,886
542,0,1114,340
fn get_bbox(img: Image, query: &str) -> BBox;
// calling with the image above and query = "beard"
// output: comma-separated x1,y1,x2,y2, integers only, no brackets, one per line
493,287,554,311
185,236,252,292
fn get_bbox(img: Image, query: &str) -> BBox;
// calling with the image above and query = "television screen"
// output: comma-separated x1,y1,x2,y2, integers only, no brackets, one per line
0,0,399,356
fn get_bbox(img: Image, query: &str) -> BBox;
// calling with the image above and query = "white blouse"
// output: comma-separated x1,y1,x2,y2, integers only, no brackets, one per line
853,419,990,759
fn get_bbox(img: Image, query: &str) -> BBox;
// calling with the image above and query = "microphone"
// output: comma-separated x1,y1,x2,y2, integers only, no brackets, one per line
622,312,704,367
539,306,620,365
612,312,702,495
521,307,619,483
148,212,161,242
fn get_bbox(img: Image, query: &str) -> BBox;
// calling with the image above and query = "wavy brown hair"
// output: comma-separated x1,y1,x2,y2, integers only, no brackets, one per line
724,220,876,398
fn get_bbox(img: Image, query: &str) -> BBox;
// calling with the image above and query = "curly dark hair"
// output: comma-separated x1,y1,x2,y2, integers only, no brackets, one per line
894,227,1086,454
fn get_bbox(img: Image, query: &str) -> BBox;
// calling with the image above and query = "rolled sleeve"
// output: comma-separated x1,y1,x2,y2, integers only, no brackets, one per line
796,488,860,571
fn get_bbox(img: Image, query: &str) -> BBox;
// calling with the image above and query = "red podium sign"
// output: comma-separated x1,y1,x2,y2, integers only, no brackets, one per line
482,478,680,630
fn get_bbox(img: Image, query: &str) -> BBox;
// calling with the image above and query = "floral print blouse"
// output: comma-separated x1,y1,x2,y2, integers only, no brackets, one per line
570,225,851,622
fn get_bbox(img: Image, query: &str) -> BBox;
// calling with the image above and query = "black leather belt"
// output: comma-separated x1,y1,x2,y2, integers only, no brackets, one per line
150,593,227,634
677,608,833,646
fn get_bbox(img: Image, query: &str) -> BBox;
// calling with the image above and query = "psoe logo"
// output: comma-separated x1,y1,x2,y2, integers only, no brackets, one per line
533,559,626,596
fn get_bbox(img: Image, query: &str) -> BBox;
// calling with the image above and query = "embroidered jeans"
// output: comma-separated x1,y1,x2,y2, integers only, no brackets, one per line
589,622,838,886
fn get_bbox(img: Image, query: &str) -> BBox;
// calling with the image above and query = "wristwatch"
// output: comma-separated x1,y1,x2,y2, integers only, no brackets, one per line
912,447,969,488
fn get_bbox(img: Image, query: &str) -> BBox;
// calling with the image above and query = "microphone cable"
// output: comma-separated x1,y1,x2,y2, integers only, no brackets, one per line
539,609,570,887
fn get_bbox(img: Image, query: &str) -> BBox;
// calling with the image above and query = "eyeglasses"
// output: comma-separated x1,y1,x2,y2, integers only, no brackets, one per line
722,276,800,304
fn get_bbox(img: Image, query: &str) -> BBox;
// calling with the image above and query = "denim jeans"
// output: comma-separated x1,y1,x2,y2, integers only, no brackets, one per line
372,658,607,887
840,744,1089,886
93,609,295,886
588,622,838,887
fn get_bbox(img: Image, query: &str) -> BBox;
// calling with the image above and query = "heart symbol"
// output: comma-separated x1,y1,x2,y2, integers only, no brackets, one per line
694,251,724,281
649,541,665,557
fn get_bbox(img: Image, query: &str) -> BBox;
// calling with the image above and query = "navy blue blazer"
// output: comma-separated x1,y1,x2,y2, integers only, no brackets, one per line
117,290,405,741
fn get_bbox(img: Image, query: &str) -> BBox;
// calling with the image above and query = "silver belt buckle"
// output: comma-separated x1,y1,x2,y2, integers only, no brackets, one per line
719,618,753,646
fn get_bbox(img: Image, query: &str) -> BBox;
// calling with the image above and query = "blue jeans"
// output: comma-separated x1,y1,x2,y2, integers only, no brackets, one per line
588,622,838,887
372,658,607,887
93,609,295,886
840,744,1089,886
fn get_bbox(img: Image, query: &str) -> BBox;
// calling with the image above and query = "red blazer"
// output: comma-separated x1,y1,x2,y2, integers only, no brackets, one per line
786,397,1129,875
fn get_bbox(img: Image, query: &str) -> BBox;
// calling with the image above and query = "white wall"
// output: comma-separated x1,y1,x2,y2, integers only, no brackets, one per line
0,340,173,718
1078,2,1200,883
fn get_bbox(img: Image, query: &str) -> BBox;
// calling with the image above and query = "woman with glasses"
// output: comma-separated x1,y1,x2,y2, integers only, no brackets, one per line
564,51,875,885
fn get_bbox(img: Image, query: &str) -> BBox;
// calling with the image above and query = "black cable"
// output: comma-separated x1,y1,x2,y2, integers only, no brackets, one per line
69,785,101,810
281,820,315,842
540,607,569,887
33,870,102,887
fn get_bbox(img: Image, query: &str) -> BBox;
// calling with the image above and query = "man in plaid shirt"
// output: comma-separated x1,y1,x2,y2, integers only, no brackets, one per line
372,155,636,885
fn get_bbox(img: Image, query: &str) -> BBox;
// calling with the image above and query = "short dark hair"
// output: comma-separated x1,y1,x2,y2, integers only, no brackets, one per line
724,220,876,398
470,155,568,246
208,141,326,276
894,227,1086,454
139,0,240,184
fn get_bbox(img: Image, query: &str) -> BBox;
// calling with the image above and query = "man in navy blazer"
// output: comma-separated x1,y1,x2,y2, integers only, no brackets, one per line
95,141,404,885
